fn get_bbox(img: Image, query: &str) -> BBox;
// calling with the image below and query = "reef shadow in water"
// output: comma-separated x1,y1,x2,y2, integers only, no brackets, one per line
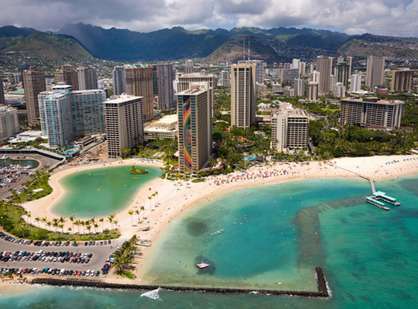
293,196,364,269
186,219,209,237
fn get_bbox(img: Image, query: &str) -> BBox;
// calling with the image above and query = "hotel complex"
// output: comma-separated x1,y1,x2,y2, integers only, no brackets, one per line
271,104,309,152
104,95,144,158
177,83,212,172
230,62,257,128
340,98,404,130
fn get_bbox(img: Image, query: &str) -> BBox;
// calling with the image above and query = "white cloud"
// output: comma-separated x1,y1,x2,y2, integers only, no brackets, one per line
0,0,417,36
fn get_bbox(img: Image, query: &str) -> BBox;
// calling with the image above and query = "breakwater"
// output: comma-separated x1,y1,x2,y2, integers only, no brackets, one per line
31,267,330,298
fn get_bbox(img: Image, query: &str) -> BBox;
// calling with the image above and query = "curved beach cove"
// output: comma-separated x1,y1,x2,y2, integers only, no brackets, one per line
53,166,161,218
2,175,418,308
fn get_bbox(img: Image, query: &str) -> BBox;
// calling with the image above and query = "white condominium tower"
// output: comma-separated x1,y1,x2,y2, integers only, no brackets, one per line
177,83,211,172
366,56,385,89
230,62,257,128
104,95,144,158
271,107,309,152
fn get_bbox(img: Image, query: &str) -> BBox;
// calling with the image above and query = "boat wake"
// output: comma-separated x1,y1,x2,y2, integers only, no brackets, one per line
140,288,161,300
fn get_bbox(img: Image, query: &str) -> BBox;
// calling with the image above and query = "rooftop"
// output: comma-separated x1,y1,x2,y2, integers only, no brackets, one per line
342,98,405,105
144,114,177,132
105,94,142,104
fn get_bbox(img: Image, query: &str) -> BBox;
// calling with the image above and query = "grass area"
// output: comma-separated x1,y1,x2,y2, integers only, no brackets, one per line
113,236,138,279
1,170,120,241
0,200,120,241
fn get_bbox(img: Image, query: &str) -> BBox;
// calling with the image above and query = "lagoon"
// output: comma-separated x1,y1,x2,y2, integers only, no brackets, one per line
52,166,161,218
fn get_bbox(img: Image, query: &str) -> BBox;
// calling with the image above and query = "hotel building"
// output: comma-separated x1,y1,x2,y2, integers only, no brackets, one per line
38,85,73,148
340,98,404,130
71,89,106,137
230,62,257,128
104,95,144,158
55,65,79,90
23,69,46,127
316,56,333,96
112,66,126,95
125,66,154,121
154,64,175,111
77,66,98,90
0,106,19,142
390,69,414,93
177,73,215,115
177,83,211,172
271,105,309,152
366,56,385,89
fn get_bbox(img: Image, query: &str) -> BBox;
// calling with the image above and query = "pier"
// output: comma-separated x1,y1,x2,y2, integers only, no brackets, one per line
31,267,330,298
333,164,401,210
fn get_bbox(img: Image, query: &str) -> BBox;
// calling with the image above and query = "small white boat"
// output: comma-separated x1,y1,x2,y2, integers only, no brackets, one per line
196,262,210,269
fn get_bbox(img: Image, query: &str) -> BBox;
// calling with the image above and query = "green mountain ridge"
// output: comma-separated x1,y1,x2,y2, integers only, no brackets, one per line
0,26,94,71
1,24,418,69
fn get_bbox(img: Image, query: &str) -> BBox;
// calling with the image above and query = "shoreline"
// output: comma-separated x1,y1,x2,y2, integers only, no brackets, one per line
14,155,418,283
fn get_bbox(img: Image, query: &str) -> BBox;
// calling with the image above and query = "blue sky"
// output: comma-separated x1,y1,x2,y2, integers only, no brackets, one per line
1,0,417,36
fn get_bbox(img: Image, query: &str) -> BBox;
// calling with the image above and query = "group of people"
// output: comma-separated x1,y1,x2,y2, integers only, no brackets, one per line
208,162,314,186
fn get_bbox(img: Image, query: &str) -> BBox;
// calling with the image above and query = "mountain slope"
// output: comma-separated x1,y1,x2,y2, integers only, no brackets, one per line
59,23,353,62
338,34,418,60
0,26,94,70
59,23,230,61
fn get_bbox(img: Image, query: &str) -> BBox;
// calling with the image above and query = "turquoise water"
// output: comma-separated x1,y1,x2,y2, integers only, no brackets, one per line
53,166,161,218
1,175,418,308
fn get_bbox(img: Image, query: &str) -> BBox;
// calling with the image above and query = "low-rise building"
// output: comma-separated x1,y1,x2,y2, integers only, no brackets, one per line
144,114,177,141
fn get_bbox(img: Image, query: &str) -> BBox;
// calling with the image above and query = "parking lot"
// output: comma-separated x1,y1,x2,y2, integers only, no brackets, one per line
0,232,121,276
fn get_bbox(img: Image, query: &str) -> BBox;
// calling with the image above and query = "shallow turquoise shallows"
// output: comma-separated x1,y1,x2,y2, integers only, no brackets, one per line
1,175,418,308
52,166,161,218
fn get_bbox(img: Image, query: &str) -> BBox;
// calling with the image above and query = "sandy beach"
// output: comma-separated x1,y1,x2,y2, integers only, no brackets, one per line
20,155,418,281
